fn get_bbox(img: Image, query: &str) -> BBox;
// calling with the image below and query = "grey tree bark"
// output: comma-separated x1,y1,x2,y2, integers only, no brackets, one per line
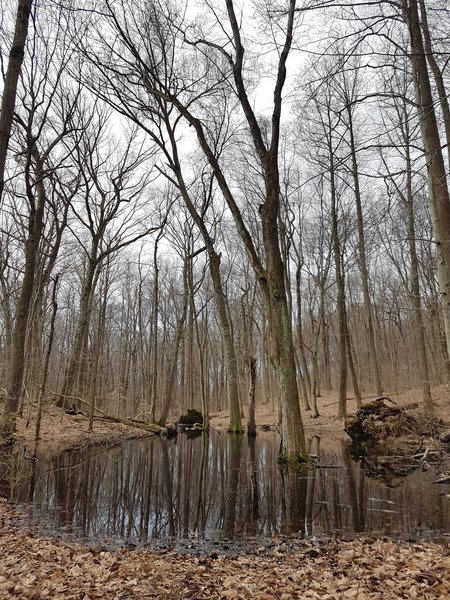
403,0,450,375
344,102,383,396
2,149,46,439
418,0,450,171
0,0,33,200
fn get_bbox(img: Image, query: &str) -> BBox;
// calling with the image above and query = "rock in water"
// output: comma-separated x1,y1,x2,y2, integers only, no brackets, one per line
178,409,203,427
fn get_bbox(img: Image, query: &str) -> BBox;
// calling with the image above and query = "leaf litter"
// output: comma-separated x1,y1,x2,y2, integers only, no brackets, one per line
7,386,450,598
1,499,450,599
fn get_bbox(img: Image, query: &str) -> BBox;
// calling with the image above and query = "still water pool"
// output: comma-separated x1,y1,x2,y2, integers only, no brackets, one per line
6,431,450,548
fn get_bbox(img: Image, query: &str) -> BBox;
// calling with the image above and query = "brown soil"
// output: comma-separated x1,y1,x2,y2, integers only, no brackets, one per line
15,403,151,457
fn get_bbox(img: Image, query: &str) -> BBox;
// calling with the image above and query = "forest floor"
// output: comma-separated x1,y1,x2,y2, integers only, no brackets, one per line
1,496,450,599
14,403,151,457
15,383,450,457
209,383,450,439
2,385,450,599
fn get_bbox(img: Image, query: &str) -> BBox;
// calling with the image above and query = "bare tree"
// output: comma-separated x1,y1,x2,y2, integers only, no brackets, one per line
337,58,383,396
82,0,307,459
402,0,450,373
378,61,434,412
0,0,33,200
59,114,159,406
1,5,81,437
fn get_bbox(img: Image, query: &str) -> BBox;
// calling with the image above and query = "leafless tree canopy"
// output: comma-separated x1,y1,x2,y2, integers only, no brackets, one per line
1,0,450,457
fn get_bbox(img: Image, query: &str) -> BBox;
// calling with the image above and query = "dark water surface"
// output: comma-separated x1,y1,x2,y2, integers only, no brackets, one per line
7,431,450,548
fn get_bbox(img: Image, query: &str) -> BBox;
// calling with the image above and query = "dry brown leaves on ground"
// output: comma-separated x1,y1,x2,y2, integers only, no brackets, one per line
15,404,150,457
1,500,450,599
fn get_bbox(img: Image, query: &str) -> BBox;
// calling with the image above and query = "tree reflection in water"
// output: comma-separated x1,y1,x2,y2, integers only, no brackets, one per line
7,431,450,545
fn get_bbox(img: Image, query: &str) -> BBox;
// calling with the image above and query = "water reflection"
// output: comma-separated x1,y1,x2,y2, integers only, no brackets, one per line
6,431,450,545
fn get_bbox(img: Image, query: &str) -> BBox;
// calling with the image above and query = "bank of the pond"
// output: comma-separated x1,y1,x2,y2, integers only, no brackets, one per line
209,384,450,441
14,385,450,458
14,404,152,457
14,396,345,460
0,499,449,599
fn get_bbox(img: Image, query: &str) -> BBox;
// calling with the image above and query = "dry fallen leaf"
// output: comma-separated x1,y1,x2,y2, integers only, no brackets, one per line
2,499,450,600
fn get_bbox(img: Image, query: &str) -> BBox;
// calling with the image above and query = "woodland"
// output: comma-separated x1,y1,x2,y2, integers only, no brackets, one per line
1,0,450,597
0,0,450,451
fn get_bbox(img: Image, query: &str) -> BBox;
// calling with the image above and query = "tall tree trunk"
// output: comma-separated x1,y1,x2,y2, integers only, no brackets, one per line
321,299,332,391
329,147,348,419
346,105,383,395
197,307,210,430
186,257,195,410
247,356,257,436
0,0,33,201
309,308,322,418
164,127,243,433
406,184,433,413
295,266,311,411
60,256,98,405
24,287,43,406
404,129,433,412
418,0,450,172
185,0,305,459
209,253,243,433
404,0,450,377
1,151,45,439
88,269,108,431
346,317,362,409
158,259,188,426
260,180,306,460
0,264,13,385
34,274,59,453
149,237,161,422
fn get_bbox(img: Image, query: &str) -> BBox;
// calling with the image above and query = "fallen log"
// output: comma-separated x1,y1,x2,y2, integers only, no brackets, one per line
345,398,445,484
91,413,164,434
50,391,164,434
433,473,450,484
